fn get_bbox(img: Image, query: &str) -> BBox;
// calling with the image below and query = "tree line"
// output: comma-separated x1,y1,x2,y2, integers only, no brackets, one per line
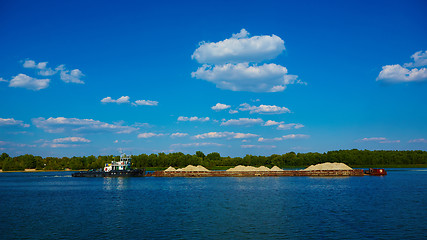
1,149,426,171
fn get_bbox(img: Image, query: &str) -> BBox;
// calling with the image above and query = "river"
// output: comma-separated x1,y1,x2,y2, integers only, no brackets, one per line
0,169,426,239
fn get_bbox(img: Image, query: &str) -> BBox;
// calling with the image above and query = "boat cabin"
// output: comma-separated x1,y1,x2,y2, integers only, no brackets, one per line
104,154,131,172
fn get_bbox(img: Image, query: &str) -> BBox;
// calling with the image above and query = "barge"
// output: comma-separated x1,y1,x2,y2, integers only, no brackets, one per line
150,169,366,177
72,156,386,177
149,168,386,177
72,153,145,177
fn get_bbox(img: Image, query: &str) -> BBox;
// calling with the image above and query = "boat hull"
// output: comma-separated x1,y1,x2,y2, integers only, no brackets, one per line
72,169,146,177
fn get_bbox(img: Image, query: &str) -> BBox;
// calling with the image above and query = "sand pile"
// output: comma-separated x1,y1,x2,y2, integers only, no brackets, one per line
226,165,283,171
175,165,210,172
227,165,255,171
304,162,352,171
270,166,284,171
164,166,176,171
257,166,271,171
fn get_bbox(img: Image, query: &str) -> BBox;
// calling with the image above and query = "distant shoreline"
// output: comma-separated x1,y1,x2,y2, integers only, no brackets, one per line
0,169,82,173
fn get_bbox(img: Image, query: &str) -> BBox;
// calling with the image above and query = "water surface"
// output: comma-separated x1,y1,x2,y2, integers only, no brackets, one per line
0,169,425,239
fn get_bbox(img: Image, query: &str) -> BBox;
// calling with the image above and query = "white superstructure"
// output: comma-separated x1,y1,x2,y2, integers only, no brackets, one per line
104,153,131,172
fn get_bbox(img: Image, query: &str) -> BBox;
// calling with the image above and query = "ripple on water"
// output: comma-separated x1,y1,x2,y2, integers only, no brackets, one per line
0,171,426,239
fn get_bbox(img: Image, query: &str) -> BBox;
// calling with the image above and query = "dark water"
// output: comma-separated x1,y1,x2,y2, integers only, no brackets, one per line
0,169,426,240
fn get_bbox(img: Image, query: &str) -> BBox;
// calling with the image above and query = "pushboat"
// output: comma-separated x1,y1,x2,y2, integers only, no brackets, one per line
72,153,145,177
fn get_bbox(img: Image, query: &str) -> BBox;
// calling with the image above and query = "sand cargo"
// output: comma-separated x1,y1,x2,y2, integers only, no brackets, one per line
148,163,387,177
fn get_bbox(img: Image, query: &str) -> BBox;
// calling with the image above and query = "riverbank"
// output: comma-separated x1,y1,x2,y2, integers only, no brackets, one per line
0,168,81,173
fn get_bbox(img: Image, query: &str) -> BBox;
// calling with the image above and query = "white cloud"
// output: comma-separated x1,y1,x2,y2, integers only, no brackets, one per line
192,29,285,64
60,69,84,84
191,29,303,93
171,132,188,138
20,59,85,82
240,103,290,114
377,50,427,83
21,59,86,83
30,60,58,76
170,142,224,148
377,64,427,83
409,138,427,143
23,59,47,70
9,74,50,91
133,100,158,106
0,77,8,82
359,137,400,143
40,137,91,148
194,131,258,139
132,122,151,128
211,103,231,111
0,118,30,128
258,137,283,142
101,96,130,104
232,28,250,39
277,123,304,130
282,134,309,140
178,116,210,122
38,68,57,76
32,117,138,134
52,137,91,143
23,59,58,76
137,133,165,138
56,65,84,84
233,133,258,139
100,97,158,106
380,140,400,143
258,134,309,142
41,143,79,148
192,63,300,92
229,109,238,114
113,139,132,144
361,137,387,142
220,118,263,126
404,50,427,68
241,144,276,149
39,68,58,76
263,120,283,126
0,141,36,148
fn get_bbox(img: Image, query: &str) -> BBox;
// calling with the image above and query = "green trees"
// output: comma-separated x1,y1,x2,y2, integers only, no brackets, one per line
0,153,10,169
196,151,205,160
0,150,426,171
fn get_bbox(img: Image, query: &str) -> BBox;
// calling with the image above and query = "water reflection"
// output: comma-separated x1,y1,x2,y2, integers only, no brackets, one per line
103,177,128,191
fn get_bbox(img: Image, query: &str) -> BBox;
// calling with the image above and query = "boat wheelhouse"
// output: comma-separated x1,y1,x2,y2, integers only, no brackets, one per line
104,153,131,172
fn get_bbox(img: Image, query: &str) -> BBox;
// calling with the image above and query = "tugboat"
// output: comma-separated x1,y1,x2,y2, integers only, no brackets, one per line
72,153,145,177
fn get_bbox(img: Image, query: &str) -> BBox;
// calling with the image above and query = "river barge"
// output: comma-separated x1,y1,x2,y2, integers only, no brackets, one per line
148,168,387,177
149,169,366,177
72,153,145,177
72,156,386,177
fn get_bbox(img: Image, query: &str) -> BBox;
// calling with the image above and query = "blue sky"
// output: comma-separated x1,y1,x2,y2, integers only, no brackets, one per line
1,0,426,157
